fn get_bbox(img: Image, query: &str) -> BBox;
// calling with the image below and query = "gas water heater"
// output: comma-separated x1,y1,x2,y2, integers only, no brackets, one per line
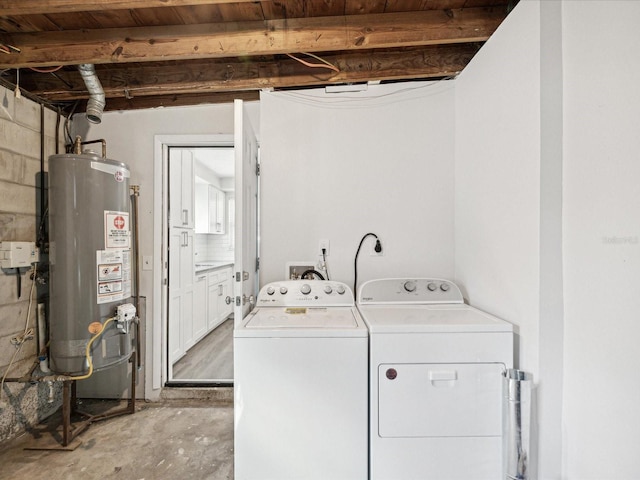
48,149,135,375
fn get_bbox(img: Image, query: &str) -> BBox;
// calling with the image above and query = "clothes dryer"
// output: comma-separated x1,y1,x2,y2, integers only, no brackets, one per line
357,278,514,480
234,280,368,480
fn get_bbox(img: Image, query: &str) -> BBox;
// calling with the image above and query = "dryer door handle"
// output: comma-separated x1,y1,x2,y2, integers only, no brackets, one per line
429,370,458,386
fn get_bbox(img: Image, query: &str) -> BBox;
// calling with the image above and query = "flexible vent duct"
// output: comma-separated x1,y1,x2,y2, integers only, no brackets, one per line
78,64,105,124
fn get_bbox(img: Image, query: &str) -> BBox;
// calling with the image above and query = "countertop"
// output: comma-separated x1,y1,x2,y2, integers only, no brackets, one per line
195,261,234,274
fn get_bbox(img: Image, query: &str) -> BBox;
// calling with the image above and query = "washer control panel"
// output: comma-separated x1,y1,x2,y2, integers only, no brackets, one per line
358,278,463,305
257,280,354,307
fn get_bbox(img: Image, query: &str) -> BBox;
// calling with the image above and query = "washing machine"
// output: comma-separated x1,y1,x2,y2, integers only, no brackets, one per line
234,280,368,480
357,278,514,480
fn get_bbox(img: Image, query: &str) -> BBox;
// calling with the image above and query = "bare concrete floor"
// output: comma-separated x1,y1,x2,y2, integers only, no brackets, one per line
0,399,234,480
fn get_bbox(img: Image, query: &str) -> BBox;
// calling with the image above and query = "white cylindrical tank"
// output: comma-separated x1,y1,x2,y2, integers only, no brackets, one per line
48,151,134,375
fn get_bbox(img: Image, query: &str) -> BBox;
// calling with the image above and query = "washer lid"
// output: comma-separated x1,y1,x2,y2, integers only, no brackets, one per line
358,304,513,333
235,307,368,337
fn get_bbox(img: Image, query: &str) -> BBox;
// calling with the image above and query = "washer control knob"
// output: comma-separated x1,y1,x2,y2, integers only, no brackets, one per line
440,283,450,292
336,285,346,295
279,286,288,295
324,285,333,294
266,286,275,295
300,284,312,295
427,282,437,292
404,281,417,292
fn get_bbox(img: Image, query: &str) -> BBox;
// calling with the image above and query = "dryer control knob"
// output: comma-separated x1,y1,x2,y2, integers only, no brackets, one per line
279,286,288,295
336,285,346,295
440,283,450,292
266,286,275,295
324,285,333,294
404,281,417,292
300,284,311,295
427,282,437,292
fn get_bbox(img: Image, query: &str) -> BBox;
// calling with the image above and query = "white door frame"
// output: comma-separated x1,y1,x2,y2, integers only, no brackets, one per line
153,134,234,391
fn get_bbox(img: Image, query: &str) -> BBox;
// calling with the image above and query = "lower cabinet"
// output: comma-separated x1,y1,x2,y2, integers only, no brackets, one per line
180,265,233,355
207,267,233,331
192,273,208,344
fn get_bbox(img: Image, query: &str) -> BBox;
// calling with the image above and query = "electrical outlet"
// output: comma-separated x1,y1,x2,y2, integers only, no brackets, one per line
370,238,384,256
319,239,330,256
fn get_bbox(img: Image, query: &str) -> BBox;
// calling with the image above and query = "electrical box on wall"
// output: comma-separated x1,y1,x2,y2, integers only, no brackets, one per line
0,241,39,268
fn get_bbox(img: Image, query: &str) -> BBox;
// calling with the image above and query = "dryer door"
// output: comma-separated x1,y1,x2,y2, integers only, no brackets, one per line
378,362,504,438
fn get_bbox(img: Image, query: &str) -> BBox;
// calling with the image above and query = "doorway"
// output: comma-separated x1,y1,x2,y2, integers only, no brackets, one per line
155,134,236,387
152,101,260,390
169,145,236,383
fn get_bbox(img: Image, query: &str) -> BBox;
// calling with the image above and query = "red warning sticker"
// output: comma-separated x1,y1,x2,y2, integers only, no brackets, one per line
104,211,130,249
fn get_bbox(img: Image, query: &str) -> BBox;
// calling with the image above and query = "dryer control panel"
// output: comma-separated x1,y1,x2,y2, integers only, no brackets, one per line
257,280,355,307
358,278,463,305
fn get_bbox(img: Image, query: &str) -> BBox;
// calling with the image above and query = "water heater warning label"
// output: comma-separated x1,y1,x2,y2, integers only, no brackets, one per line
97,249,131,304
104,210,130,249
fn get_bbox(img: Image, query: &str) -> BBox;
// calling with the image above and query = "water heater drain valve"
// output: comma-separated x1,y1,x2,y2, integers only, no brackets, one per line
115,303,137,334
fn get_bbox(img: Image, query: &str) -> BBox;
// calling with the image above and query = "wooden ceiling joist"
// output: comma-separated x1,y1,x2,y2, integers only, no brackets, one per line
0,8,505,69
103,89,259,111
0,0,258,16
23,44,481,100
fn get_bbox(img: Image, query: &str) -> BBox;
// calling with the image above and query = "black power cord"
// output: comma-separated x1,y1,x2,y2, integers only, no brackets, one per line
354,233,382,295
321,248,330,280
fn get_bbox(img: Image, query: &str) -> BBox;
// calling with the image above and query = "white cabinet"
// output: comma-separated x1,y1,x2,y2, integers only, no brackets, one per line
206,266,233,331
168,227,194,363
218,268,233,320
169,149,195,229
192,273,208,344
209,186,226,234
195,183,226,234
207,273,220,331
174,264,233,365
194,183,209,233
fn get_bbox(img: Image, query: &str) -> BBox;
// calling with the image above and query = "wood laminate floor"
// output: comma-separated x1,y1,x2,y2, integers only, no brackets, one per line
173,317,234,380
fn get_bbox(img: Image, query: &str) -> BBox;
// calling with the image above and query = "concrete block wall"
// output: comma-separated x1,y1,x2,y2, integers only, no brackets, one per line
0,85,64,442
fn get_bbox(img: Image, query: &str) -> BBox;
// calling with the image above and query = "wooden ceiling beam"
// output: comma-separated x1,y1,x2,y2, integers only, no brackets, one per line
0,0,261,16
103,89,260,111
23,44,480,100
0,8,506,68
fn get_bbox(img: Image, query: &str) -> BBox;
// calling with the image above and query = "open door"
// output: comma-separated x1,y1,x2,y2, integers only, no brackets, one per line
234,99,259,324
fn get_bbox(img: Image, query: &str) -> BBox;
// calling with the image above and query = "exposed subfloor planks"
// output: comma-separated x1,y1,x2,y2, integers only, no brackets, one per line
173,317,233,380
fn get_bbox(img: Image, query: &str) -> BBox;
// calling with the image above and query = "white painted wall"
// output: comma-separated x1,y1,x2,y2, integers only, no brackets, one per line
87,102,259,398
455,0,541,372
259,82,456,289
562,2,640,478
454,1,557,478
456,1,640,477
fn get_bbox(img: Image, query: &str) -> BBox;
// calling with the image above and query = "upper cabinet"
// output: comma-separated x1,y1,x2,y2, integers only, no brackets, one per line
169,149,195,229
195,181,226,234
210,186,226,234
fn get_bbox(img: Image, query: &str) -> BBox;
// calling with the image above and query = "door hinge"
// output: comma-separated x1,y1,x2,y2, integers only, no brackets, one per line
256,163,260,176
256,258,260,271
163,278,168,286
